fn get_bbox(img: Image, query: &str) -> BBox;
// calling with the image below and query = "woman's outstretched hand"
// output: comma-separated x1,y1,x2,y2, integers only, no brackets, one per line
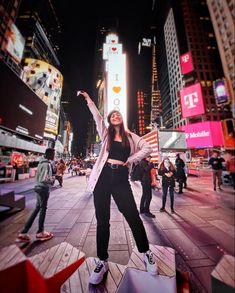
77,91,92,103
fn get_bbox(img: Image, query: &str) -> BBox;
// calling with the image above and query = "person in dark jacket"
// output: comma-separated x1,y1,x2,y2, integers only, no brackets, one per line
158,157,176,213
175,153,187,194
140,156,156,218
208,150,225,191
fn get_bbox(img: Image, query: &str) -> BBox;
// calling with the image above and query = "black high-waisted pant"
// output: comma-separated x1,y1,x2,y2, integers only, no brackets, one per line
93,163,149,260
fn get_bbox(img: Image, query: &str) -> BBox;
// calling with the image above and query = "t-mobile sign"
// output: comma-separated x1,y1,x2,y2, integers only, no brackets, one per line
180,52,194,74
180,83,205,118
183,121,224,148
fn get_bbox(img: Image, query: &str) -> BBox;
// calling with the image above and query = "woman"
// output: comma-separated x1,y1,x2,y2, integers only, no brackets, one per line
158,157,176,213
80,91,157,285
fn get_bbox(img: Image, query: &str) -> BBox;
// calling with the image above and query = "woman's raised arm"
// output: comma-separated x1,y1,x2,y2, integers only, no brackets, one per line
79,91,107,141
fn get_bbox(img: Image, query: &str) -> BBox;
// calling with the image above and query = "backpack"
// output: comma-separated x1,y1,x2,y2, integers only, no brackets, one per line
51,162,57,175
131,162,144,181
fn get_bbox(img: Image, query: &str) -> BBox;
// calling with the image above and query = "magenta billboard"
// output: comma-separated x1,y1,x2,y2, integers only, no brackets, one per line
180,52,194,75
183,121,224,148
180,83,205,118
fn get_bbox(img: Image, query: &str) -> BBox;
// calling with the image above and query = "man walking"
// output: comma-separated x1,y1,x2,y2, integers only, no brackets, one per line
208,150,225,191
16,148,55,242
139,156,156,218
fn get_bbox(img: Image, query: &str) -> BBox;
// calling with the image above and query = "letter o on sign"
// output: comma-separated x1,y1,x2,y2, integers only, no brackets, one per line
114,98,120,105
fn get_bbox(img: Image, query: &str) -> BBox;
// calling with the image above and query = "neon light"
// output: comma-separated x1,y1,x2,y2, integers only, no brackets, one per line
107,54,127,127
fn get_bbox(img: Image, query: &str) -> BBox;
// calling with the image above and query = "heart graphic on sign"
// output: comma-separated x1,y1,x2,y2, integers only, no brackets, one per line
111,47,117,51
113,86,121,93
111,40,115,43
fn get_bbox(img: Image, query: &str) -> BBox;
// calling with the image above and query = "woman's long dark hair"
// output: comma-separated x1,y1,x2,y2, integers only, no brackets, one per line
159,161,175,172
107,111,130,151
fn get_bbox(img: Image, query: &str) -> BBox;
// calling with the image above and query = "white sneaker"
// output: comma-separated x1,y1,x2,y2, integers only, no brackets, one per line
144,251,158,275
89,260,109,285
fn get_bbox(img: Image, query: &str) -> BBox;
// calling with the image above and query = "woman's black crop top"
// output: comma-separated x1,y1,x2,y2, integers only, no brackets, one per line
108,141,131,162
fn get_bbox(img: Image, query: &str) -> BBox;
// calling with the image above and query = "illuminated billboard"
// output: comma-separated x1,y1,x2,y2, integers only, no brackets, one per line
158,130,187,150
106,54,127,127
183,121,224,148
0,60,47,139
213,78,230,106
5,23,25,63
180,52,194,75
180,82,205,118
106,34,119,44
103,43,122,60
221,119,235,149
22,59,63,135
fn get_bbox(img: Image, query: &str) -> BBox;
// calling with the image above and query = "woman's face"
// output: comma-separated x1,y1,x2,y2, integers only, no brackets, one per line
109,111,123,126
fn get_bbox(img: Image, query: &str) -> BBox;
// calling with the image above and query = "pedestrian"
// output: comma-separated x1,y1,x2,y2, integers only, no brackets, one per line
85,166,92,183
55,159,66,187
226,151,235,190
175,153,187,194
158,157,176,214
208,150,225,191
139,155,156,218
15,148,55,243
79,91,157,285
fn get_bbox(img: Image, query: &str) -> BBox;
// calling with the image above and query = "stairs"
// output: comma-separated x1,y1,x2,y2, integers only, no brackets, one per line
0,188,25,210
0,242,85,293
0,242,190,293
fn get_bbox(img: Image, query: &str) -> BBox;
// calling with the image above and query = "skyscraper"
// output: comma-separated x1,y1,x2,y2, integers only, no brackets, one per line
16,0,61,68
206,0,235,117
164,8,185,129
155,0,232,131
150,43,162,125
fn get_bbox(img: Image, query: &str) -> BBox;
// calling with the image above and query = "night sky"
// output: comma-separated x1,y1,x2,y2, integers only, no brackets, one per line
54,1,154,155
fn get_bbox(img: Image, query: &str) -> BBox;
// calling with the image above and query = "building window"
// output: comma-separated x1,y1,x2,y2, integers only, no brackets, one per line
206,81,212,87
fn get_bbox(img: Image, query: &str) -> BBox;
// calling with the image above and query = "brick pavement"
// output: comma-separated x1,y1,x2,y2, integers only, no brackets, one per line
0,173,234,292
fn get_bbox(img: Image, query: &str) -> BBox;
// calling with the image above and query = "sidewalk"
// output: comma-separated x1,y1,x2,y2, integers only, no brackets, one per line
0,173,234,292
0,172,72,194
0,176,36,194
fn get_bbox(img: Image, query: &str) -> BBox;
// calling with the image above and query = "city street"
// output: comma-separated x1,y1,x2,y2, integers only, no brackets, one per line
0,173,234,292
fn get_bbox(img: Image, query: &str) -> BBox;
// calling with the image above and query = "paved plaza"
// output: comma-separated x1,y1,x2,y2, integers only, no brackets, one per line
0,173,234,292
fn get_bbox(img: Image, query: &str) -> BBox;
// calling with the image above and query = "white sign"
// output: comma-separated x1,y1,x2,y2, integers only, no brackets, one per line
185,131,210,139
103,43,122,60
106,34,119,44
106,54,127,127
142,38,151,47
183,92,199,109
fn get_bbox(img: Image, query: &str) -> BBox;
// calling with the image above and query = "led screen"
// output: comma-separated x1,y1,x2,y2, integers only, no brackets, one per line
5,23,25,63
0,60,47,139
213,78,230,105
158,130,187,150
22,58,63,135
